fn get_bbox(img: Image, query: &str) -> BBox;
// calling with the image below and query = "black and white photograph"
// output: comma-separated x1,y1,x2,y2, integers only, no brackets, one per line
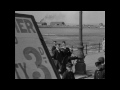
15,11,105,79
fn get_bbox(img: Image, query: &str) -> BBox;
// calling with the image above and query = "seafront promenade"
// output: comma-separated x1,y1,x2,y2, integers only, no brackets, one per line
73,51,105,79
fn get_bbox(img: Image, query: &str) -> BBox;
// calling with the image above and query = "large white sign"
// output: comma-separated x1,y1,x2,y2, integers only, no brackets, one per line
15,13,60,79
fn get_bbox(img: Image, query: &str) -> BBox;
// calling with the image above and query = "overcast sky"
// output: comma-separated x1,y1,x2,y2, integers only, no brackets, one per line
15,11,105,25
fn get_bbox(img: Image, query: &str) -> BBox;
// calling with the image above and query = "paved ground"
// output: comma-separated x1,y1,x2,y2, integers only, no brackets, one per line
49,48,105,79
85,52,105,71
74,51,105,79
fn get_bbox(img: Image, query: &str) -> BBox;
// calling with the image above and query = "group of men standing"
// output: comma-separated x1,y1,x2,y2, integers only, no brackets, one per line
51,41,75,79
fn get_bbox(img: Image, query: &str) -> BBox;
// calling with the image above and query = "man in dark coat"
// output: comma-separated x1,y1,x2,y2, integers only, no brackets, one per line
52,44,63,71
60,45,72,74
94,57,105,79
62,63,75,79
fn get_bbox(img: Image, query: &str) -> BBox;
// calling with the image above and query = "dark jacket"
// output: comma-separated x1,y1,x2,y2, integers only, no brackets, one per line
52,49,63,70
94,65,105,79
60,47,72,74
62,70,75,79
52,49,63,64
51,46,56,55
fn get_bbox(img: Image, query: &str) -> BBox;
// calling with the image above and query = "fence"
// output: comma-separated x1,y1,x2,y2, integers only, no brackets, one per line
83,43,102,55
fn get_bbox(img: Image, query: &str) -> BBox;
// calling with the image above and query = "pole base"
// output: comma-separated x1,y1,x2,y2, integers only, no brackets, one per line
75,61,86,75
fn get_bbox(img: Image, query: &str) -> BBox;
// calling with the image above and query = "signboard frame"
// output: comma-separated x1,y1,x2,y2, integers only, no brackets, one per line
15,13,61,79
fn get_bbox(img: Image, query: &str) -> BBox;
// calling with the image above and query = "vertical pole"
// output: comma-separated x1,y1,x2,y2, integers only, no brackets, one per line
77,11,85,59
75,11,86,75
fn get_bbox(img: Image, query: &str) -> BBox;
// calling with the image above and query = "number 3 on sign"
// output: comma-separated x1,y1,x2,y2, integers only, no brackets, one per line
23,47,52,79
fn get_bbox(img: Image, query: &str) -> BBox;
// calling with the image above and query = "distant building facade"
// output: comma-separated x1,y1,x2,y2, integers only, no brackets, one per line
83,24,99,28
50,22,65,26
37,22,47,26
99,23,104,26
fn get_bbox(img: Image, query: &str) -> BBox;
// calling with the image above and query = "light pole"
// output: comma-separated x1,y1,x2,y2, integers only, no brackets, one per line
75,11,86,75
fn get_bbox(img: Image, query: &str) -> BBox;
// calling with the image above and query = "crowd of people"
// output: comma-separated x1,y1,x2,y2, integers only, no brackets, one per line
51,41,77,79
51,38,105,79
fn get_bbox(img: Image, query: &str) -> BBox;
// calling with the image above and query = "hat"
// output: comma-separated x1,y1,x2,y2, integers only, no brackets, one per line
95,57,104,66
95,62,101,67
66,63,72,68
98,57,104,64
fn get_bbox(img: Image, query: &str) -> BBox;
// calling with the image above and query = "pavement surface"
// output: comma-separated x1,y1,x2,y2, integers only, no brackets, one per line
74,51,105,79
49,48,105,79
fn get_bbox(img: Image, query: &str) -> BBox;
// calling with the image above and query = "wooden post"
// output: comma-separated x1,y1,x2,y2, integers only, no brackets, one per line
99,43,100,52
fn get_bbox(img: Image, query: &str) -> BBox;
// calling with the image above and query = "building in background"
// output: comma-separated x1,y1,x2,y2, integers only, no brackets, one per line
50,22,65,26
37,22,47,26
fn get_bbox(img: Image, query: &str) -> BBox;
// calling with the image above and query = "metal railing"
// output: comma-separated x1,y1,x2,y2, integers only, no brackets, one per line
48,43,102,56
83,43,102,55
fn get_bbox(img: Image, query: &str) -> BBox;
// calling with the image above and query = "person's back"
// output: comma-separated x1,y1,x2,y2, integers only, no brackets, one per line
62,63,75,79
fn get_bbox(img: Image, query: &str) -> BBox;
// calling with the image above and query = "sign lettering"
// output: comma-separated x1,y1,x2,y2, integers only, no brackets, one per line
38,47,44,55
15,18,36,33
23,47,52,79
15,13,60,79
15,64,21,79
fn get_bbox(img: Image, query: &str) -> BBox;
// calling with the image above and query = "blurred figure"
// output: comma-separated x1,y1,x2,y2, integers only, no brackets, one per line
61,41,72,57
51,41,57,67
61,41,66,49
60,41,72,74
94,57,105,79
52,43,63,72
62,62,75,79
102,37,105,53
70,46,74,54
51,41,57,55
